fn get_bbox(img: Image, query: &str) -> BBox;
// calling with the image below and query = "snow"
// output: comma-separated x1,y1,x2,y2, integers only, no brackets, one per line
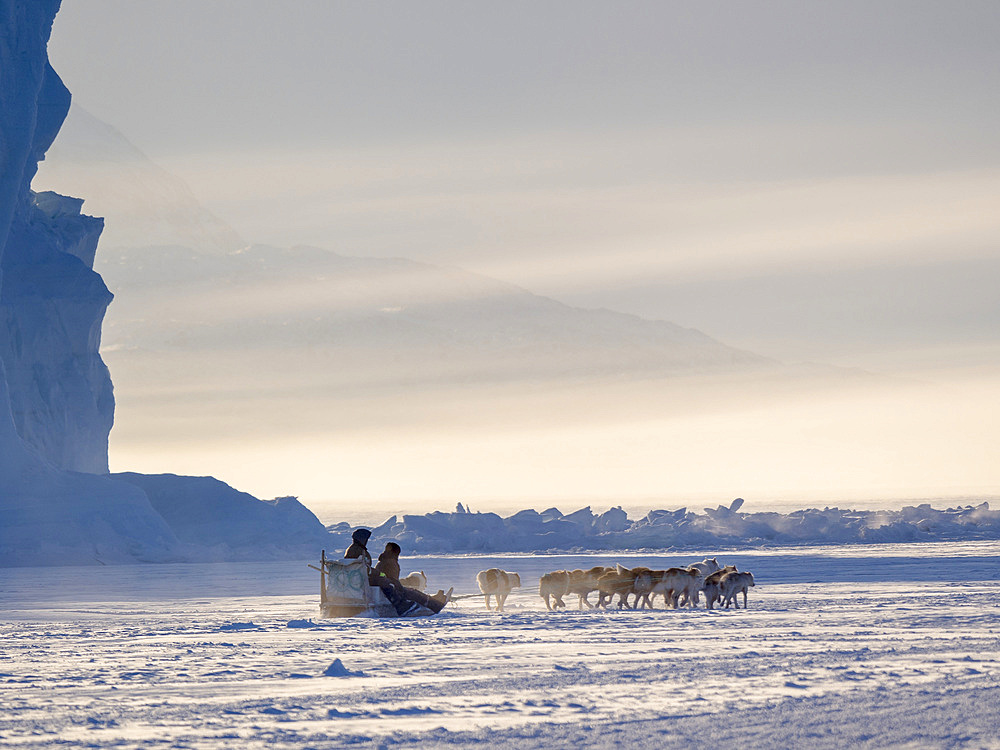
111,472,335,561
323,658,365,678
5,10,999,744
2,543,999,748
0,469,341,568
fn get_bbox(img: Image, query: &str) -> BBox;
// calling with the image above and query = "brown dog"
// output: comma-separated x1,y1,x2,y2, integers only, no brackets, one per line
539,570,570,610
476,568,521,611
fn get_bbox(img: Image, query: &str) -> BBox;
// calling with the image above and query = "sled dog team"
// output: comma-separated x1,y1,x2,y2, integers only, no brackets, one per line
476,558,754,612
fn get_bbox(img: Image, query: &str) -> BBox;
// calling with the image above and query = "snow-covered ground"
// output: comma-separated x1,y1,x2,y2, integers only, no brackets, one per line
3,543,999,749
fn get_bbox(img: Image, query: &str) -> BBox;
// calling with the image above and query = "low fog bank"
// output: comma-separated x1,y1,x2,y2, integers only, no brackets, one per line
105,364,1000,517
90,242,1000,520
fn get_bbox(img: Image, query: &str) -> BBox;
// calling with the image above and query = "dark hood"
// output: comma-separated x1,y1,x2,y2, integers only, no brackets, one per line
351,528,372,547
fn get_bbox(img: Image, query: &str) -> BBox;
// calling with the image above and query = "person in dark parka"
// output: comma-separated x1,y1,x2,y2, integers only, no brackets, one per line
344,528,373,571
345,529,409,611
374,542,449,614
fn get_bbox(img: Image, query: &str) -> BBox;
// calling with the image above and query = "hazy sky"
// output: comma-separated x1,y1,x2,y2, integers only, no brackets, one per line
47,1,1000,367
38,2,1000,517
49,2,1000,155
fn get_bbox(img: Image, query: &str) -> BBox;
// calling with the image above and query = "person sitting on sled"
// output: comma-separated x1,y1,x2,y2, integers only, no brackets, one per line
344,528,373,569
345,530,450,615
344,527,404,605
374,542,452,615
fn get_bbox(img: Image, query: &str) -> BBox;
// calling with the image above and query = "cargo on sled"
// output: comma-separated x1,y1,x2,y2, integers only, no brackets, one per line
314,550,447,618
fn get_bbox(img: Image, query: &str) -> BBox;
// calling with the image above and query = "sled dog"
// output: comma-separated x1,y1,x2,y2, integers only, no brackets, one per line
399,571,427,591
648,567,701,609
687,557,722,578
702,565,738,610
564,566,610,609
539,570,570,610
597,565,646,609
719,570,755,609
477,568,521,611
632,568,662,609
676,558,722,606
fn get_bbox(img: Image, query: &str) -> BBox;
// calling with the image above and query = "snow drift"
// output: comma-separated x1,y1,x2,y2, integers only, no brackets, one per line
113,473,334,561
0,469,336,567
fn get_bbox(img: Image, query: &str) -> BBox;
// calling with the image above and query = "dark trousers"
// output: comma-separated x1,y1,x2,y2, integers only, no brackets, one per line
379,583,440,614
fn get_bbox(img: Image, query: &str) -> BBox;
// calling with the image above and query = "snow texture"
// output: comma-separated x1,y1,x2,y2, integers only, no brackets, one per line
323,658,365,678
1,544,998,748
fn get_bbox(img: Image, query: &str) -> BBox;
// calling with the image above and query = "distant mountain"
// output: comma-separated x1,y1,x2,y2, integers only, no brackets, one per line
35,104,243,252
36,105,871,475
38,106,775,388
97,242,774,390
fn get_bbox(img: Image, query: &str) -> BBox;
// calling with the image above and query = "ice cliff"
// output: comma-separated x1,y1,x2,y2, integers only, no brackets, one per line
0,1,180,565
1,5,114,473
0,2,333,567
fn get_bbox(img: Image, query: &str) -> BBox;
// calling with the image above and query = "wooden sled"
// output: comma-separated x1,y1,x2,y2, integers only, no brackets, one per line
315,550,443,618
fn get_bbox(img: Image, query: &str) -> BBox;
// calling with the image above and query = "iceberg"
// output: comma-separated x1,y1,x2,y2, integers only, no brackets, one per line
0,0,180,566
112,473,334,561
0,2,332,567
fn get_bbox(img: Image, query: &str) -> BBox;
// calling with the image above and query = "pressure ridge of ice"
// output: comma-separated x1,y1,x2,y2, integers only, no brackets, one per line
327,499,1000,555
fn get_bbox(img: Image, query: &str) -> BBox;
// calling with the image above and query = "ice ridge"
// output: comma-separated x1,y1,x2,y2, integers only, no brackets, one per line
326,501,1000,554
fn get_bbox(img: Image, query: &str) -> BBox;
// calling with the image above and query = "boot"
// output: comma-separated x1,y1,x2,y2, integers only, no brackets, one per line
428,587,453,613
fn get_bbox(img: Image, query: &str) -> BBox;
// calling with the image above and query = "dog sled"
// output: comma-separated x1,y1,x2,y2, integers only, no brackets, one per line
314,550,447,618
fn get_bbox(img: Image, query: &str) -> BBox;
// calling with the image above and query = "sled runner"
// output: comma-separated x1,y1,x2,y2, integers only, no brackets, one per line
314,550,445,618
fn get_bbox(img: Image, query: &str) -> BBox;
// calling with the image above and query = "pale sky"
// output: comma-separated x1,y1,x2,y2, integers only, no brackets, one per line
46,0,1000,367
37,2,1000,518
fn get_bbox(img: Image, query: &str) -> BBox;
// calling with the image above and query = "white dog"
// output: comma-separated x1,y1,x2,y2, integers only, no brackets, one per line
719,571,755,609
687,557,722,578
399,570,427,591
477,568,521,611
674,558,723,607
648,567,701,609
